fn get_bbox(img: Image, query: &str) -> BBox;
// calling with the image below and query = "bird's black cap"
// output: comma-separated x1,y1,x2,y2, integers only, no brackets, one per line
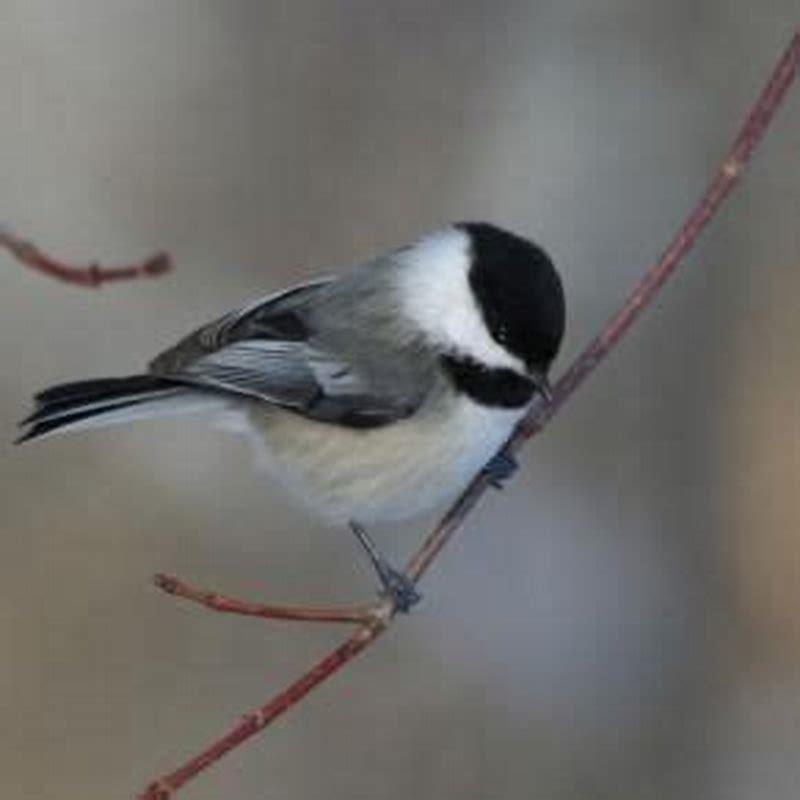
458,221,565,373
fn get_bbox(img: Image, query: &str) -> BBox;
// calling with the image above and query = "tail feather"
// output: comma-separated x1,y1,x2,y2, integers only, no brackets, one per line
34,375,171,408
17,374,223,444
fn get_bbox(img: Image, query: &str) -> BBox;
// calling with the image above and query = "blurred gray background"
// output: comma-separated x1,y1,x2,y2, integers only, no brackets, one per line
2,2,799,799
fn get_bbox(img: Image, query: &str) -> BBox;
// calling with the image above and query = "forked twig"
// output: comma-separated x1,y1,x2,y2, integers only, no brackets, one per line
140,31,799,800
1,225,173,287
154,573,382,625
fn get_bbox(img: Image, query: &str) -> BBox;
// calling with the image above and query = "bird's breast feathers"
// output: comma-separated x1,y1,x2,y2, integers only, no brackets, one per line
239,388,525,524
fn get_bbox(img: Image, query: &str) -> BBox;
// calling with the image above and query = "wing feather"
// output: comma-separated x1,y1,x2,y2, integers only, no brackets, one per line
148,275,431,427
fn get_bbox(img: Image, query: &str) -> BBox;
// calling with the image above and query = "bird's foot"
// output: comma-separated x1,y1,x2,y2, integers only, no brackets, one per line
374,560,422,614
484,450,519,489
349,521,421,614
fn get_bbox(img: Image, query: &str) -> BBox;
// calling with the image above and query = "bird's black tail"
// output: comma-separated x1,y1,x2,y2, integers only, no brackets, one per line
16,375,216,444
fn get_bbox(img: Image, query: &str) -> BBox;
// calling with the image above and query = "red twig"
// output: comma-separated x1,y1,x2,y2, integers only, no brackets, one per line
1,225,173,287
154,573,381,625
139,31,800,800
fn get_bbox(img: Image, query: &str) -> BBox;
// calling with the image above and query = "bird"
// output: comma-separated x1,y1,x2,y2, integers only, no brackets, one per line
17,222,565,611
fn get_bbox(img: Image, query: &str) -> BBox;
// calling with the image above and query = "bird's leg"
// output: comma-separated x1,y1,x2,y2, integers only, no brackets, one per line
484,451,519,489
349,521,421,613
484,450,519,489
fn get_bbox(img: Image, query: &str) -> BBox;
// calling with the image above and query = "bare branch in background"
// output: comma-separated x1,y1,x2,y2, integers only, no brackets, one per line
1,224,173,287
133,31,799,800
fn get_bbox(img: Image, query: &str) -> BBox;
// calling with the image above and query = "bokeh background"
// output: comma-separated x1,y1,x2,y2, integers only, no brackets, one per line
2,3,799,798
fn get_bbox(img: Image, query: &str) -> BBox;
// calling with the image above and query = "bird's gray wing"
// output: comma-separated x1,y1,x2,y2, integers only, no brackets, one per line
149,278,332,374
148,277,430,427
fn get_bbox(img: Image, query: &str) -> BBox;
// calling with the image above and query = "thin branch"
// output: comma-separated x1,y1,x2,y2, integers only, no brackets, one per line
154,573,381,625
1,224,173,287
139,31,800,800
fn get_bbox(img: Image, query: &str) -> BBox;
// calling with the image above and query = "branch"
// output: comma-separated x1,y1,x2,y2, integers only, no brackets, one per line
139,31,800,800
1,224,173,287
154,573,382,625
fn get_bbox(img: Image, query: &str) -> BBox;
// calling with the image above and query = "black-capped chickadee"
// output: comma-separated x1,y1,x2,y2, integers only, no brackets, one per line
18,222,565,610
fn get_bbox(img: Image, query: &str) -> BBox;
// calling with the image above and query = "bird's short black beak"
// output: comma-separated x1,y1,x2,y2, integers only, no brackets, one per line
530,371,553,403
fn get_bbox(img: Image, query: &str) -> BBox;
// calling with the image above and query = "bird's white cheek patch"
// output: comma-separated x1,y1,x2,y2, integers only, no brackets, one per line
397,227,526,373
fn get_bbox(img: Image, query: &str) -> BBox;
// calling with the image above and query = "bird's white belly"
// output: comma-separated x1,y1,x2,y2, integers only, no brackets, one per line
241,394,525,524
